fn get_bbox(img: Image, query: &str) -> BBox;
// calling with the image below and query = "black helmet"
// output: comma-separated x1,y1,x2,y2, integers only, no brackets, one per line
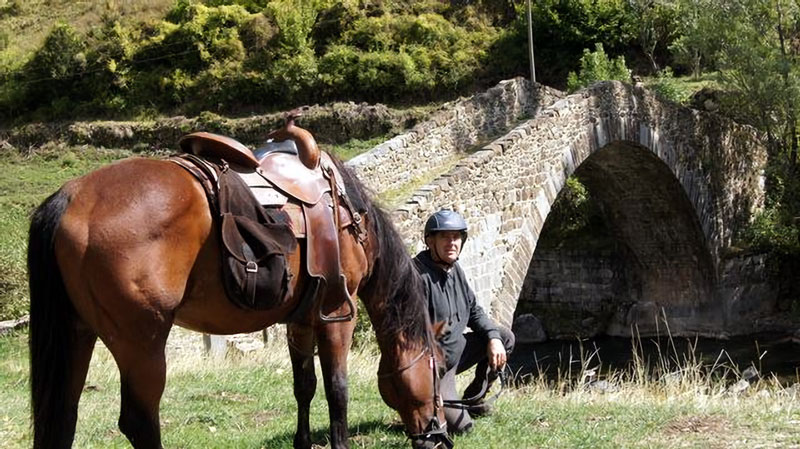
424,209,468,240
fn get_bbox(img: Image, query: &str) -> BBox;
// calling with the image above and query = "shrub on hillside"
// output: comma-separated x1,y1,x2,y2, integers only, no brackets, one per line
264,47,319,103
240,12,278,67
266,0,320,54
17,22,87,111
646,67,686,103
1,0,502,119
566,43,631,92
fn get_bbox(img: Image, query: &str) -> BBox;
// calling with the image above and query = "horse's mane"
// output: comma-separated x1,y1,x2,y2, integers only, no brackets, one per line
331,157,431,347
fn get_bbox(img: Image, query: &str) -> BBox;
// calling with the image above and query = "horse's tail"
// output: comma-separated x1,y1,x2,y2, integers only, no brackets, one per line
28,188,75,448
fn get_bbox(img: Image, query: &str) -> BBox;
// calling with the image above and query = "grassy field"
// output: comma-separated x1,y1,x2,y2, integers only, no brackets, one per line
2,327,800,448
0,144,134,319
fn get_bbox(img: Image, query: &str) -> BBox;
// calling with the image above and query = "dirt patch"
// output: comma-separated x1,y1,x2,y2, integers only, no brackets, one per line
249,409,282,426
648,415,750,449
663,415,730,436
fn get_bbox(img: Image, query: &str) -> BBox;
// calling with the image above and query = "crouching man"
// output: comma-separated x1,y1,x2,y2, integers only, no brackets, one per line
413,209,515,434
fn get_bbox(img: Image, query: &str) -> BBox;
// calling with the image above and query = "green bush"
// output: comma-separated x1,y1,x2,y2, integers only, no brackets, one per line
266,0,320,54
240,12,278,67
318,44,360,96
18,22,87,110
566,43,631,92
743,208,800,255
487,0,636,87
0,0,503,120
265,46,319,102
647,67,685,103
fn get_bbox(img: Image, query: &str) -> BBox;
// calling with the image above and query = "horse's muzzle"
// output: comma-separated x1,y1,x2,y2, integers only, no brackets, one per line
411,433,454,449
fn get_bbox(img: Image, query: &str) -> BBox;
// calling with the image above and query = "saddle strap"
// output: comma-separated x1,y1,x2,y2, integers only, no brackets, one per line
303,199,355,323
319,154,368,242
169,154,220,215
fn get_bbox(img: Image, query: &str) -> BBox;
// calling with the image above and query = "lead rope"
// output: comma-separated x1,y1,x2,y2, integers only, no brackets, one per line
442,364,509,411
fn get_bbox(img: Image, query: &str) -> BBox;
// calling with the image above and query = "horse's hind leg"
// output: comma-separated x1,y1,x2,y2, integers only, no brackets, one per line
317,318,357,449
107,335,169,449
288,324,317,449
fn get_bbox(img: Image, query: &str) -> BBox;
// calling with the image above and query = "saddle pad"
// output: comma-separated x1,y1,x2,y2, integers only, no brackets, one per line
234,169,288,207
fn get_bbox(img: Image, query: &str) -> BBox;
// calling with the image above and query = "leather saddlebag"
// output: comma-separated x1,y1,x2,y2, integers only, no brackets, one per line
217,168,297,310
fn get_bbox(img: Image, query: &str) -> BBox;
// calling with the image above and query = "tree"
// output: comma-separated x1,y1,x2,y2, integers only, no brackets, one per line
698,0,800,169
684,0,800,250
627,0,680,73
668,0,713,78
566,43,631,92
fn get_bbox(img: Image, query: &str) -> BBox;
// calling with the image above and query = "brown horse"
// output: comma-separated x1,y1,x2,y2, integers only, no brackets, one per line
27,153,451,448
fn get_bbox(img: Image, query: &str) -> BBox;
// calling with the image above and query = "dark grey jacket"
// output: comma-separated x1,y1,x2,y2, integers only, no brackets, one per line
413,250,500,370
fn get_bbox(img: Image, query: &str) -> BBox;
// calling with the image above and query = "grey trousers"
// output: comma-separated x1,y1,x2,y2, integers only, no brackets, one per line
440,327,515,433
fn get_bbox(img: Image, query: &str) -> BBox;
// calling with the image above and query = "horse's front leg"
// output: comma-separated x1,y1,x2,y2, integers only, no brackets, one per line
316,317,357,449
287,323,317,449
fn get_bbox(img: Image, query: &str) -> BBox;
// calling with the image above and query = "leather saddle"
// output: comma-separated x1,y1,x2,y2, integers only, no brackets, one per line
175,113,367,323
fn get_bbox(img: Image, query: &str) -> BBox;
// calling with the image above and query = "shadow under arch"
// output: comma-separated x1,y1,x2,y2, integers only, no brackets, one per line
515,141,719,338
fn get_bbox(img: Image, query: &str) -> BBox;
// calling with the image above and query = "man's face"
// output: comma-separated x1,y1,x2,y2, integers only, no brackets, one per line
427,230,463,265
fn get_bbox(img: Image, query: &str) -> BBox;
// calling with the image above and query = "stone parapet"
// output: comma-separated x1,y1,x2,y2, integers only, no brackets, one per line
346,78,564,194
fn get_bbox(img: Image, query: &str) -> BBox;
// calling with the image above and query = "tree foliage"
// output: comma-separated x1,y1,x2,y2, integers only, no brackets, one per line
566,43,631,92
675,0,800,251
0,0,506,120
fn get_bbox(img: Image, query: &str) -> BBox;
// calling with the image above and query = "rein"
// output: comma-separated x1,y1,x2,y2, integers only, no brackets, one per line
442,364,509,411
377,343,453,449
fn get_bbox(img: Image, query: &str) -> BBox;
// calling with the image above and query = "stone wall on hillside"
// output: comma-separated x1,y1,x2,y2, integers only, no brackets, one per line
0,102,421,151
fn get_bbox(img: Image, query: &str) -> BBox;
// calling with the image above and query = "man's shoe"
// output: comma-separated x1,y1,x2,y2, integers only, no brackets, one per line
468,401,493,418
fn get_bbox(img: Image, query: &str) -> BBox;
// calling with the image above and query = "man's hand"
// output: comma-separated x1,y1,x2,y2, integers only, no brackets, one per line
487,338,507,371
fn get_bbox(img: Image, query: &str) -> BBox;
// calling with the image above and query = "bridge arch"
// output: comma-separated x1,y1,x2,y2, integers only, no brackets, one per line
516,141,717,337
355,80,766,336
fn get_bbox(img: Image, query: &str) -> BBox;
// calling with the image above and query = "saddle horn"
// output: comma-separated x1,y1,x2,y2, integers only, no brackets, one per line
267,107,320,170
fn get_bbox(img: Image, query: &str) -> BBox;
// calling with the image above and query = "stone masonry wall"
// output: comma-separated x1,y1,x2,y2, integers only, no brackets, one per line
516,249,632,338
347,78,564,193
516,250,792,338
385,81,766,332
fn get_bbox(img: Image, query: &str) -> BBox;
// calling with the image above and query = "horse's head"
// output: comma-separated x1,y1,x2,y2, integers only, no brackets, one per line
377,321,452,449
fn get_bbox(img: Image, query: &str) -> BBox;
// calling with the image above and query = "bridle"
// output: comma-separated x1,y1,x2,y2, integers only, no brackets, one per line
377,341,454,449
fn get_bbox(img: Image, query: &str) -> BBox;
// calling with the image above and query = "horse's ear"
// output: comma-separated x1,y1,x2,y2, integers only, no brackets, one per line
431,320,447,339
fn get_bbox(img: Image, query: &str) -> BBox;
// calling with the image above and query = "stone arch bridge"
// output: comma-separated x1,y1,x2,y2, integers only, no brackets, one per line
348,78,768,338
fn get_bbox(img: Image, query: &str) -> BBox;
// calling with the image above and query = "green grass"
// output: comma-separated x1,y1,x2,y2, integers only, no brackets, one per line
2,328,800,448
325,136,388,162
642,71,722,105
0,144,133,319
